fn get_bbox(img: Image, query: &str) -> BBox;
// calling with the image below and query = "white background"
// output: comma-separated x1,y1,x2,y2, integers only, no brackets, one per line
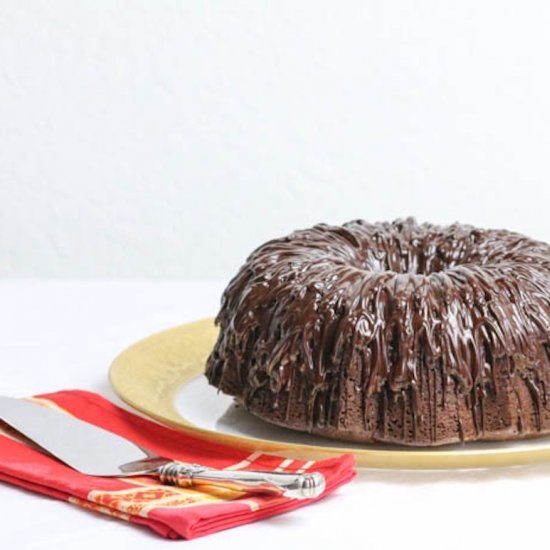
2,1,550,278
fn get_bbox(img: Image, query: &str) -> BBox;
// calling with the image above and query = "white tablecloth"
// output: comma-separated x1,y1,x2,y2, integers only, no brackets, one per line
1,280,546,550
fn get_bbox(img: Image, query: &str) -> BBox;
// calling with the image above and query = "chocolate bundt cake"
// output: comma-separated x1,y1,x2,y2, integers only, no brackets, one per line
205,218,550,446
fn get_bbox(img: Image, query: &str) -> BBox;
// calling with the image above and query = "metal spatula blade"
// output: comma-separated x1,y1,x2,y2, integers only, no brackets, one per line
0,395,153,475
0,395,326,499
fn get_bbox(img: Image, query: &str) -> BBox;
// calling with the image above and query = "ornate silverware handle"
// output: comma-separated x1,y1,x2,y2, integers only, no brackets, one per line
156,462,326,499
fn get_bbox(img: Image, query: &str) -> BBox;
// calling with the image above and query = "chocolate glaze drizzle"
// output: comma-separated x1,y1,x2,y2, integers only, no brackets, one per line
206,218,550,446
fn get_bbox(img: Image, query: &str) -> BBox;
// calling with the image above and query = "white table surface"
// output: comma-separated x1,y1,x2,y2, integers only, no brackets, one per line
1,280,548,550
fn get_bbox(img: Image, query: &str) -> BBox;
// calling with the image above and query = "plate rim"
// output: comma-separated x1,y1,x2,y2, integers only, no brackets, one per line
109,317,550,469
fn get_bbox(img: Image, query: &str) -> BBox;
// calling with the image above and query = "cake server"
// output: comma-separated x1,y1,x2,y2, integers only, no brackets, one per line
0,395,325,499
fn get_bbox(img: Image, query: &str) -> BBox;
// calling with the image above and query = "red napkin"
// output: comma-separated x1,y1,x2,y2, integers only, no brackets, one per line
0,390,356,539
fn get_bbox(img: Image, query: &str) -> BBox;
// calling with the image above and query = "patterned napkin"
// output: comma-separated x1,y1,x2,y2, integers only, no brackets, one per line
0,390,356,539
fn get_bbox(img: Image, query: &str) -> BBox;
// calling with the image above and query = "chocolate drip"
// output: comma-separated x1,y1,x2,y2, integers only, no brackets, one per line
206,218,550,446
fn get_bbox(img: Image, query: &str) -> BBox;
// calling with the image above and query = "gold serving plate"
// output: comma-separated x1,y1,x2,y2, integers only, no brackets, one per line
110,318,550,469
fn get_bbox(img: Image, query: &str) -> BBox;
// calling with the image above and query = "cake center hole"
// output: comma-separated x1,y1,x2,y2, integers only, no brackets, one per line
361,239,469,275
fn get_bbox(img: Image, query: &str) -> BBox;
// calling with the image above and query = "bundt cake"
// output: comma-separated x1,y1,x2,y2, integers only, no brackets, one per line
205,218,550,446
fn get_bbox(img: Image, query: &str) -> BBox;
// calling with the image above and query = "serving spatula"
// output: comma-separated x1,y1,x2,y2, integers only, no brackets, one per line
0,395,325,499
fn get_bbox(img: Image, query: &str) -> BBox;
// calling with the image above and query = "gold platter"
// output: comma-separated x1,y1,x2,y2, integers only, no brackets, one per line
109,318,550,469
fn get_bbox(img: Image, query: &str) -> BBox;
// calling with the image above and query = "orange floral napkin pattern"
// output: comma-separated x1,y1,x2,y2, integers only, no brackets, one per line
0,390,356,539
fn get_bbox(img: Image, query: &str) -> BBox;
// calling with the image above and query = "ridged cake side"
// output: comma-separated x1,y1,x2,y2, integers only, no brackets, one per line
205,218,550,446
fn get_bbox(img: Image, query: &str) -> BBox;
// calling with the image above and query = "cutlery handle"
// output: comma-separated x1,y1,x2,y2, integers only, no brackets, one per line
156,462,325,499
